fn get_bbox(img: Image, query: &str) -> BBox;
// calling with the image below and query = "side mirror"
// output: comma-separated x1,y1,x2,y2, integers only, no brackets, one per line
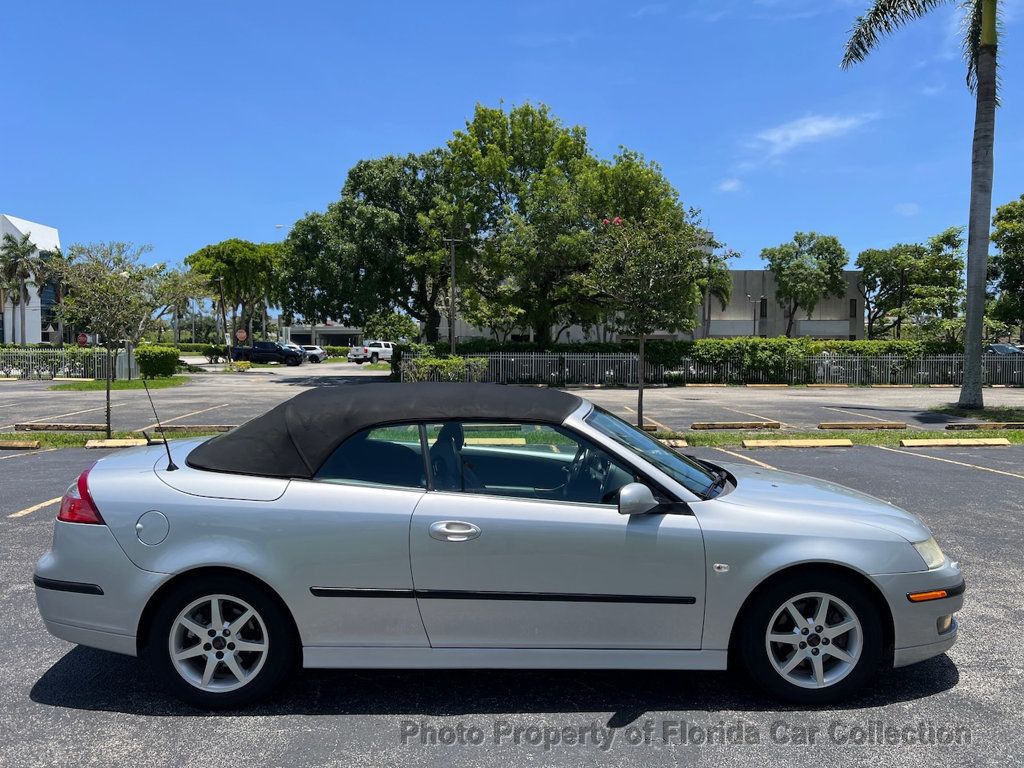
618,482,660,516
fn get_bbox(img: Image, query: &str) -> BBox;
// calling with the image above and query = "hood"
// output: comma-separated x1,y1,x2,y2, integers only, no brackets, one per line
715,462,931,543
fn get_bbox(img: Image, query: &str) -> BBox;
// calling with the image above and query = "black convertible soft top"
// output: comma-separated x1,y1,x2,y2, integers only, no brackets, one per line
186,382,584,479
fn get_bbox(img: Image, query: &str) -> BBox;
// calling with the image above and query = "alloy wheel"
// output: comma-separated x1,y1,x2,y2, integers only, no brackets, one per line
764,591,863,689
168,594,269,693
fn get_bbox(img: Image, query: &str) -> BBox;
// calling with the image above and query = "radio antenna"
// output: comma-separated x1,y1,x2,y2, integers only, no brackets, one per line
141,377,178,471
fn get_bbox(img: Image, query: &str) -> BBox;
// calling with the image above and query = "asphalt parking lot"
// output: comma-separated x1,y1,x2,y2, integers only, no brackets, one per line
2,390,1023,766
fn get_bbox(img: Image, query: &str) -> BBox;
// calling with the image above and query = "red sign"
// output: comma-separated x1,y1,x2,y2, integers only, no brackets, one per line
235,329,248,342
77,333,88,347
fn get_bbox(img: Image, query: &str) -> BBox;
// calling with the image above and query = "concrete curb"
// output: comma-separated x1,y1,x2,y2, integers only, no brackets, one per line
691,421,781,430
945,422,1024,431
900,438,1011,447
0,440,40,450
743,439,853,448
818,421,907,430
15,423,105,432
658,439,689,448
85,438,149,449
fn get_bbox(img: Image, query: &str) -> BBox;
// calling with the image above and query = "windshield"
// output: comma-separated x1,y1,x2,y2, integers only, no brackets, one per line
585,407,718,497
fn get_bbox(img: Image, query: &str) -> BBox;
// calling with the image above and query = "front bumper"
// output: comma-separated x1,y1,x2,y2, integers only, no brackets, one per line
873,560,964,668
34,521,168,657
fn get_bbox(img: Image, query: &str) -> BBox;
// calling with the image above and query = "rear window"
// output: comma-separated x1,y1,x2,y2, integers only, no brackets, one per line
315,424,425,489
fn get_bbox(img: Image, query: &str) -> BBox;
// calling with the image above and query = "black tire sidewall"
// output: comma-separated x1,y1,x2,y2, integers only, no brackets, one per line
370,353,379,363
739,571,883,705
147,575,295,709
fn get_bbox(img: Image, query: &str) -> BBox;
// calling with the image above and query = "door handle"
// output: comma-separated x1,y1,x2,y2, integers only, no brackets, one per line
429,520,481,542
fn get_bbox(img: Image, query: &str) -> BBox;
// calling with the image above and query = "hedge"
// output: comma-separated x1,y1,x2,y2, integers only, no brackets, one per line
401,355,488,382
135,346,180,378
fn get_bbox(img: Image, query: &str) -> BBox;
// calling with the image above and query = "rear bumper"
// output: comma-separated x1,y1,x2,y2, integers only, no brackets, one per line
34,521,168,656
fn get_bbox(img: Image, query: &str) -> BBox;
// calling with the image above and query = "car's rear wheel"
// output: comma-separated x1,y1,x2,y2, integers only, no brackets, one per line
148,576,295,709
739,571,882,704
370,352,379,363
285,357,300,366
310,356,321,363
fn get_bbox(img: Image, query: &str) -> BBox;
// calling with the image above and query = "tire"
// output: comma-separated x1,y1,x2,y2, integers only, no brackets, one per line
370,353,379,364
310,356,321,363
285,357,300,367
738,570,883,705
353,360,363,365
146,574,296,709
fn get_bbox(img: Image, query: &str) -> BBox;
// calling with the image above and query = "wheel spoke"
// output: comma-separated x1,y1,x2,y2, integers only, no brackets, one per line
210,597,223,630
179,617,207,639
174,644,206,662
824,619,856,639
781,650,806,675
811,654,825,686
201,655,218,687
813,596,831,627
223,654,246,682
785,602,806,627
228,608,254,635
826,645,855,664
232,639,267,653
768,632,801,646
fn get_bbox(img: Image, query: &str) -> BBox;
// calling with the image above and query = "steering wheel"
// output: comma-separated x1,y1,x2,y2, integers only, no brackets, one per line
564,447,608,502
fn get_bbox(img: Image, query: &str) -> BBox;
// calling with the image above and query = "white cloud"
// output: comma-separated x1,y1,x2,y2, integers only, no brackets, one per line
753,113,874,157
717,178,743,193
631,3,670,18
894,202,921,217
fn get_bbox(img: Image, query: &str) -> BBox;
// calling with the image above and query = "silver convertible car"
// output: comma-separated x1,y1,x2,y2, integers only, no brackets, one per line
34,383,964,708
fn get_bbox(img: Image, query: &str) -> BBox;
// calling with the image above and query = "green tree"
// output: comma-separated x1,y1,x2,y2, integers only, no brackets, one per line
361,311,420,342
448,103,595,344
59,243,164,437
582,215,706,426
842,0,1002,407
0,232,44,345
905,228,967,345
186,239,277,341
990,194,1024,340
280,151,455,342
761,233,847,336
856,243,924,339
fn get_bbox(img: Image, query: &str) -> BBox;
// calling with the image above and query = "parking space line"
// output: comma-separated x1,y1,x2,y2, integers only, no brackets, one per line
0,448,57,461
139,402,230,432
622,405,672,433
711,447,777,470
873,445,1024,481
8,496,62,519
721,406,792,429
822,406,891,423
0,403,126,431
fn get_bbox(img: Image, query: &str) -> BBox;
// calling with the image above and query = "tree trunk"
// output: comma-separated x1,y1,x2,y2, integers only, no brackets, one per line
105,348,113,439
423,308,441,343
19,283,27,345
636,335,646,428
785,303,796,337
958,32,997,409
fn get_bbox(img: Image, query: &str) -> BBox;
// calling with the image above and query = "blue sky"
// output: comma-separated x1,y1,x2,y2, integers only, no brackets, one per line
2,0,1022,269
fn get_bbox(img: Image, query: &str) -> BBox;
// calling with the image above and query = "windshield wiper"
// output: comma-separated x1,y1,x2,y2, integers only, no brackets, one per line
705,470,729,497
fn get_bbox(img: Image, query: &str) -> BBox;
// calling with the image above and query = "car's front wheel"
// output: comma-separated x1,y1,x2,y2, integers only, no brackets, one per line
147,575,295,709
739,571,882,704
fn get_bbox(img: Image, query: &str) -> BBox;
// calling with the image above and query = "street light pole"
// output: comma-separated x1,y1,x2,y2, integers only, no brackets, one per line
441,235,463,355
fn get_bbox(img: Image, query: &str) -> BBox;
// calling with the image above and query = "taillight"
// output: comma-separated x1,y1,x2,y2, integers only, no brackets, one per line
363,347,369,353
58,467,105,524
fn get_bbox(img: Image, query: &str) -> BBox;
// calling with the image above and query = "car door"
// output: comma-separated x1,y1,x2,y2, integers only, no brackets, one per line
409,421,706,649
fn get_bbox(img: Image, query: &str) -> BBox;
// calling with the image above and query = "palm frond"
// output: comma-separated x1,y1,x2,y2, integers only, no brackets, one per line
842,0,953,68
961,0,1002,95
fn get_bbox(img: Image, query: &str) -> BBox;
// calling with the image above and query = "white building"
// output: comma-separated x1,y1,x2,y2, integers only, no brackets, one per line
0,214,62,345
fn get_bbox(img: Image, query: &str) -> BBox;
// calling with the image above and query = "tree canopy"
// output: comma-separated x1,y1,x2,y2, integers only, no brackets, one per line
761,232,847,336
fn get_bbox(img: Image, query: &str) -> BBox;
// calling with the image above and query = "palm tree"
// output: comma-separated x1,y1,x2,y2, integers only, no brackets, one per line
842,0,999,409
1,232,44,345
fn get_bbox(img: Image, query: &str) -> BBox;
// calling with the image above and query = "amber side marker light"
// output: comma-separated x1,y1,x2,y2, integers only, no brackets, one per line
907,589,948,603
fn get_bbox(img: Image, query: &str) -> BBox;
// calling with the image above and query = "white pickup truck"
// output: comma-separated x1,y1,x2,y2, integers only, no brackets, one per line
347,340,395,364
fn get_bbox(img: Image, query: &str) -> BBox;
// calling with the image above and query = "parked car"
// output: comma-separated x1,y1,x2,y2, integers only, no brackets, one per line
231,341,304,366
984,343,1023,356
347,340,394,364
34,383,963,709
301,345,328,363
282,342,308,359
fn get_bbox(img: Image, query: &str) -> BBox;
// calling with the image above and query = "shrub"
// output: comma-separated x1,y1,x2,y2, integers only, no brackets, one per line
135,346,180,378
323,345,349,357
228,361,252,373
202,345,225,364
402,355,487,382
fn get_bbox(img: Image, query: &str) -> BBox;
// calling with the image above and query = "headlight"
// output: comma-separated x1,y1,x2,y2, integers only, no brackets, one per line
913,537,945,570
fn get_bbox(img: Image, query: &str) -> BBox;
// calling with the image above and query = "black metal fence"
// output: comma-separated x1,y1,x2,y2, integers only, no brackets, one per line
401,352,1024,387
